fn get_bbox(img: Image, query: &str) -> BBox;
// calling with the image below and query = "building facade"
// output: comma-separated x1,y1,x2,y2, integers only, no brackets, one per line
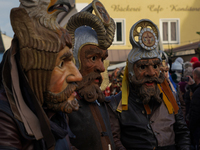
59,0,200,63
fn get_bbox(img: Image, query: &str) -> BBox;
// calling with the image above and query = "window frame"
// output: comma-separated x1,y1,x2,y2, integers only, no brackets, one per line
113,18,126,45
159,18,180,44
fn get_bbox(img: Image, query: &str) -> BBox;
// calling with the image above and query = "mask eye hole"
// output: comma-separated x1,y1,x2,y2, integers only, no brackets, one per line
153,65,158,69
91,56,96,61
59,61,64,68
140,65,145,70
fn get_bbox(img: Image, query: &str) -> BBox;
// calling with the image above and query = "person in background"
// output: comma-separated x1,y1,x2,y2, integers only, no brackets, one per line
178,62,193,120
109,67,124,96
160,50,177,95
188,67,200,150
171,57,184,83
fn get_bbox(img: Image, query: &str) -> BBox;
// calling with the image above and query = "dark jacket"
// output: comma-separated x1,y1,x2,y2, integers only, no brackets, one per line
189,83,200,131
107,87,190,150
68,94,115,150
0,90,73,150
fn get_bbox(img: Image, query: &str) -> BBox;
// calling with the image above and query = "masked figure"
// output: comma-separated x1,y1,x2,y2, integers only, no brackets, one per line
0,0,82,149
66,1,115,149
106,19,190,150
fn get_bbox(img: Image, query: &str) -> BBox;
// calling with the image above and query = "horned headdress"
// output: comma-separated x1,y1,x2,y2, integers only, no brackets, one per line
66,0,115,69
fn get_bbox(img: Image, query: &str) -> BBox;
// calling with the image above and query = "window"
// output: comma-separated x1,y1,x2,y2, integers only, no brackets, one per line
160,19,180,44
113,19,125,45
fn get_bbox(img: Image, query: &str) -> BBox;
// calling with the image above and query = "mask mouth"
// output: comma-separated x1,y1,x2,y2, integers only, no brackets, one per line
44,82,78,103
48,3,70,13
94,76,103,86
144,81,155,87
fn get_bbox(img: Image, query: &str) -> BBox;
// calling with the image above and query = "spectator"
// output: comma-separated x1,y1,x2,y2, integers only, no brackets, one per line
178,66,193,120
171,57,184,82
184,61,193,69
189,67,200,150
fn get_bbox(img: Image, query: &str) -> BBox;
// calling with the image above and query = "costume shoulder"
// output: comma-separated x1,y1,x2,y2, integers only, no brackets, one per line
0,99,35,140
105,91,122,112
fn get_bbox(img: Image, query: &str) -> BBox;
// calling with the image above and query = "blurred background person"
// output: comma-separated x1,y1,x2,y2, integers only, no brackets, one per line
178,62,193,121
109,67,124,96
171,57,184,83
189,67,200,150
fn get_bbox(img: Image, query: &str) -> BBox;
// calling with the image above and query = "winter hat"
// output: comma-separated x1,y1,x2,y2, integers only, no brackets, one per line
171,57,184,71
190,57,199,63
184,67,193,77
183,61,192,69
193,61,200,69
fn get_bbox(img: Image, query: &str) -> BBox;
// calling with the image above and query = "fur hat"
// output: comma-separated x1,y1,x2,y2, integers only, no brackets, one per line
183,61,192,69
184,66,193,77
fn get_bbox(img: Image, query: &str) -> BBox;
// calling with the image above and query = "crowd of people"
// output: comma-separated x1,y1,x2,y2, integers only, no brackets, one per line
0,0,197,150
166,56,200,150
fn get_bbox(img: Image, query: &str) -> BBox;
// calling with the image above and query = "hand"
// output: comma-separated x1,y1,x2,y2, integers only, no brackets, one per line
186,76,195,85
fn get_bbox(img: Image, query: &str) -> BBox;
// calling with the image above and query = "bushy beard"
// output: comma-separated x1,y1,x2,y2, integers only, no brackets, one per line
130,72,165,104
44,83,79,113
76,72,105,103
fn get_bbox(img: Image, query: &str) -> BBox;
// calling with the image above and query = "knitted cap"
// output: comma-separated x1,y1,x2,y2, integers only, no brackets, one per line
171,57,184,71
193,61,200,69
190,57,199,63
175,57,184,65
171,62,182,71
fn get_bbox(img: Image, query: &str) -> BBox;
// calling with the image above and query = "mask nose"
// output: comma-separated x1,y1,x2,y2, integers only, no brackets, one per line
145,66,156,77
95,60,105,73
66,63,82,82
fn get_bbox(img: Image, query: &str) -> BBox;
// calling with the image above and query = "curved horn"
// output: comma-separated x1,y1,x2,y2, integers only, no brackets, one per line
66,11,106,49
103,18,115,49
66,11,115,50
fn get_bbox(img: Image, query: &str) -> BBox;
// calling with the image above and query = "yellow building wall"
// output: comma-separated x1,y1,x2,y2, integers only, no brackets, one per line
76,0,200,51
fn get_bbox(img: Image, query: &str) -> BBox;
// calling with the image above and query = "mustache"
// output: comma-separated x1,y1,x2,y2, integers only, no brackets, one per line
77,72,102,90
44,82,78,103
64,83,78,98
130,72,165,86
